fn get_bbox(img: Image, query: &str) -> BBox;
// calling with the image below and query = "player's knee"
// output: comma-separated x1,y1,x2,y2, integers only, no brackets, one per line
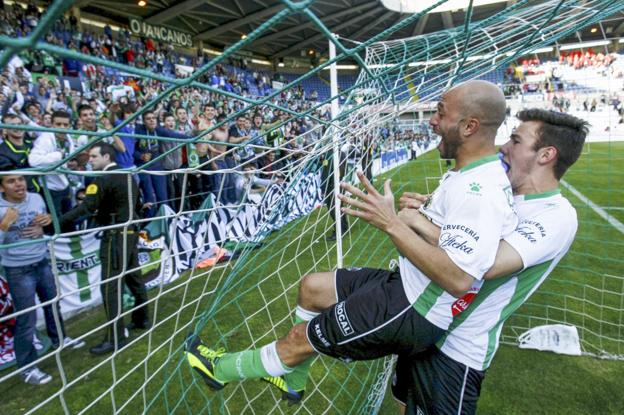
298,272,335,311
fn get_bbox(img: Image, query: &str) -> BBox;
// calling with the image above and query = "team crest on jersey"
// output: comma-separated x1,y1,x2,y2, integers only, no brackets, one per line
468,182,482,195
335,301,354,336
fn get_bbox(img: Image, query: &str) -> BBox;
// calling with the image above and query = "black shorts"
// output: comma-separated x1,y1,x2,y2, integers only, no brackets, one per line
391,347,486,415
306,268,444,362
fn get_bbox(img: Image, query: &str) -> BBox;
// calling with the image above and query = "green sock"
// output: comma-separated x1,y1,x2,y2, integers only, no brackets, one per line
214,348,270,382
284,315,314,391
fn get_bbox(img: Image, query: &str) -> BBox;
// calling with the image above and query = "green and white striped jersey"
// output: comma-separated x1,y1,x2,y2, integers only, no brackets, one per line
399,155,517,330
436,190,577,370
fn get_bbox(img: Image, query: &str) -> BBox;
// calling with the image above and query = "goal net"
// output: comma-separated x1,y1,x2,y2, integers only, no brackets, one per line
0,0,623,414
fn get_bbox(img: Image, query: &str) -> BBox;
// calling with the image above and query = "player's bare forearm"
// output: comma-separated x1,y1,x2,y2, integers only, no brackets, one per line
397,209,440,246
385,218,474,298
483,240,524,280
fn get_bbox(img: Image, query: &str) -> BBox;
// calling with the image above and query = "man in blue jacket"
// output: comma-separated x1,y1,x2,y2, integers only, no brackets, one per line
133,110,190,217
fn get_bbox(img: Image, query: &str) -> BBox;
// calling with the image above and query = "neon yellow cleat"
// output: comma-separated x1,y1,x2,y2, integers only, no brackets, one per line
185,334,227,391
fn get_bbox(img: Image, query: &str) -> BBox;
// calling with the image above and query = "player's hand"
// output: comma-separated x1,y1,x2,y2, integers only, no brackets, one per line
399,192,429,210
31,213,52,227
338,171,398,232
0,207,19,231
21,225,44,239
142,153,152,162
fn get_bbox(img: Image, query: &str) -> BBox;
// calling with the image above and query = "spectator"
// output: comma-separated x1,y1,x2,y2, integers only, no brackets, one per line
163,112,175,130
111,103,137,169
134,110,190,216
0,173,85,385
0,113,39,192
236,164,276,202
74,104,103,148
174,107,193,134
28,110,75,219
210,115,235,204
188,141,214,210
203,103,217,128
229,115,255,163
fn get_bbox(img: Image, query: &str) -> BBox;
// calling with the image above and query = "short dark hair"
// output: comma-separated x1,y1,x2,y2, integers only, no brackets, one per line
24,101,38,110
92,142,116,162
51,110,71,122
78,104,94,116
0,174,24,185
163,112,174,120
517,109,589,180
121,103,135,114
142,110,155,121
2,113,21,123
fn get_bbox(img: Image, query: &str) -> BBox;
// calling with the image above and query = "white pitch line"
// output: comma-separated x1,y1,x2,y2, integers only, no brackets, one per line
561,180,624,236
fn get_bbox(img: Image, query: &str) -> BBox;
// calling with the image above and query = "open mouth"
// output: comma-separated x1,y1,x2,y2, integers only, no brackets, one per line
497,152,510,173
501,158,510,172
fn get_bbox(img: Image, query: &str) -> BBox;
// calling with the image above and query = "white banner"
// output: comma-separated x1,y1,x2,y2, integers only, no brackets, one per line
175,64,195,77
106,84,135,102
52,233,103,319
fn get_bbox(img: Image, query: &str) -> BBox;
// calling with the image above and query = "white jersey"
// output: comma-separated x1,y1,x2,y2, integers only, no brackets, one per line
437,190,577,370
399,155,517,329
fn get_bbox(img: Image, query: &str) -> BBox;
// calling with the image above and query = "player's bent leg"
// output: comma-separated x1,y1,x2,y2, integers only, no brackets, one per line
297,271,337,313
286,275,328,406
307,269,445,362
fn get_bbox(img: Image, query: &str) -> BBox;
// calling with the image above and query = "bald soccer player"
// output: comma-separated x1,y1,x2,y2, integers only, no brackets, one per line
184,80,518,406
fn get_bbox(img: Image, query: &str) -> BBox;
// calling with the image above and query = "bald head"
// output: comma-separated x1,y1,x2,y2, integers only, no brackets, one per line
446,80,507,137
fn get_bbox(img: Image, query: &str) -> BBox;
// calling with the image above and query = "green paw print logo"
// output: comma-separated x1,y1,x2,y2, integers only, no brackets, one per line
469,182,482,192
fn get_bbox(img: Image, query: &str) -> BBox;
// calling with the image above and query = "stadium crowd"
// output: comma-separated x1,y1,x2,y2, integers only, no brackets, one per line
0,3,336,222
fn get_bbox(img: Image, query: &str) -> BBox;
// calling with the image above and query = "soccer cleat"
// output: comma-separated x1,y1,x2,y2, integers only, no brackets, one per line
262,375,305,405
185,334,227,391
